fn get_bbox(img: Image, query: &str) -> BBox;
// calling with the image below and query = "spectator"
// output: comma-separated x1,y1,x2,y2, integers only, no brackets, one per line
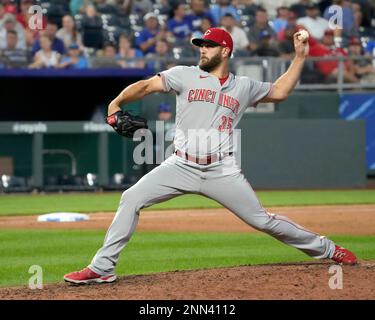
0,13,26,49
220,13,249,52
290,0,311,18
121,0,153,16
323,0,357,38
309,29,359,83
56,43,88,69
365,39,375,63
272,6,290,33
248,7,276,52
81,4,104,49
155,102,175,161
28,34,61,69
352,1,363,29
277,11,299,41
102,41,117,58
157,102,173,122
348,36,375,83
185,0,215,31
95,0,119,15
92,41,122,68
278,24,298,59
16,0,46,48
318,0,333,14
167,3,192,44
69,0,86,16
191,15,213,37
253,30,280,57
191,16,213,56
153,0,171,16
351,0,372,28
321,27,339,49
210,0,241,26
146,39,175,72
56,15,83,49
0,4,6,26
1,0,17,16
32,21,66,56
136,12,167,55
116,33,145,68
233,0,258,16
0,30,30,68
297,3,329,40
17,0,37,28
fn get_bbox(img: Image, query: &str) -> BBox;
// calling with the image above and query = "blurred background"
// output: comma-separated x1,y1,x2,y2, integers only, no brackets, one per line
0,0,374,192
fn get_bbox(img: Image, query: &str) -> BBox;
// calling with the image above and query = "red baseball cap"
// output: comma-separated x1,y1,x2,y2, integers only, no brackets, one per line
349,37,361,46
191,28,233,54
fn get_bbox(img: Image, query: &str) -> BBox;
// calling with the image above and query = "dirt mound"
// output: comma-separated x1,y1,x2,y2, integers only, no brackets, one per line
1,261,374,300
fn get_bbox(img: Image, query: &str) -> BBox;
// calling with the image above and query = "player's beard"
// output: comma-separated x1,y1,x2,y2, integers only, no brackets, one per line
198,51,223,73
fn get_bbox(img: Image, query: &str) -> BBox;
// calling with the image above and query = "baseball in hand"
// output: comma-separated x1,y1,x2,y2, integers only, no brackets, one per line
297,30,309,42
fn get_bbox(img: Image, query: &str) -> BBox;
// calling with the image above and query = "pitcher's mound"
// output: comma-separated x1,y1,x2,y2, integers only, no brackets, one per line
1,261,374,300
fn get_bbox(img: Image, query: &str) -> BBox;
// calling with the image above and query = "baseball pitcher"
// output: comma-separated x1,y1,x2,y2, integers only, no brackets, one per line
64,28,357,284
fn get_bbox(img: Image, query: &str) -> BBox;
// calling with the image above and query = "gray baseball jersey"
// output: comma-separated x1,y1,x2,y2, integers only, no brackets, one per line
89,66,336,276
158,66,272,156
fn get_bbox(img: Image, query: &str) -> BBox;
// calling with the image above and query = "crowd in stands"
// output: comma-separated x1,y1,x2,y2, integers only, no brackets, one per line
0,0,375,84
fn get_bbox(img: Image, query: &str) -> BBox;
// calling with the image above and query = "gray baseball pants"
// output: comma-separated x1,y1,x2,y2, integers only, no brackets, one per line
89,154,335,275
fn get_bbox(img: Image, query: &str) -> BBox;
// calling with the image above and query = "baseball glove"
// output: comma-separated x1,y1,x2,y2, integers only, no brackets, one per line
106,111,148,138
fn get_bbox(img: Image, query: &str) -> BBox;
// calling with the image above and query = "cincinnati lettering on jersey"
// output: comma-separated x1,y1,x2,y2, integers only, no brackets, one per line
187,89,240,115
188,88,216,104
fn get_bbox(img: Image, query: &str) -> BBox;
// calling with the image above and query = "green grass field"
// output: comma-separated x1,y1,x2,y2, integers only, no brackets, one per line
0,229,374,287
0,190,374,287
1,190,375,216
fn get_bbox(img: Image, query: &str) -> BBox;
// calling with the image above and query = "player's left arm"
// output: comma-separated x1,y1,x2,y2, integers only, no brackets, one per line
260,32,309,103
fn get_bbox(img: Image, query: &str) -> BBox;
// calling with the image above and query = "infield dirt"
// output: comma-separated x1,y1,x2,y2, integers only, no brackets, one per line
0,204,374,300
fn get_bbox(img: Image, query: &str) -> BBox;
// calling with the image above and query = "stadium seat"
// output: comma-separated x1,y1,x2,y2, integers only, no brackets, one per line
0,175,30,192
74,14,84,31
44,175,59,186
129,14,142,27
84,173,97,187
359,27,375,39
240,15,255,28
43,174,98,191
96,3,119,15
116,14,131,29
111,173,125,185
237,4,257,16
58,174,84,186
101,14,120,27
104,173,134,190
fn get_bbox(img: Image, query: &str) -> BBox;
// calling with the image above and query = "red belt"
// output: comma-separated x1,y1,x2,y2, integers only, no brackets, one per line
175,149,232,165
